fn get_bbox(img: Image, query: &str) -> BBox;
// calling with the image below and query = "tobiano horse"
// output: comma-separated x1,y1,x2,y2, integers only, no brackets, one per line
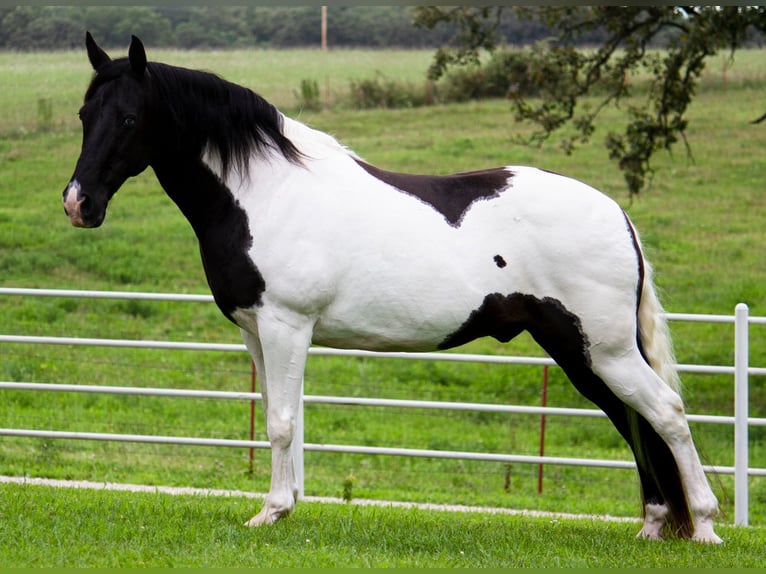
63,34,721,542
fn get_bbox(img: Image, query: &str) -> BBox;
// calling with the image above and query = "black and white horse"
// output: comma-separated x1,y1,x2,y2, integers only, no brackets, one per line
62,34,721,542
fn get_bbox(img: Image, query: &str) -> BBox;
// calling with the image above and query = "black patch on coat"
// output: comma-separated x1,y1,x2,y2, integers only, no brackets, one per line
439,292,693,538
494,255,507,268
622,209,650,364
438,293,589,355
152,157,264,323
622,210,645,310
355,159,512,227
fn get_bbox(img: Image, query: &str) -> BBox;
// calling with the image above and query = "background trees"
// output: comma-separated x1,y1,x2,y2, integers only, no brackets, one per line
0,6,456,50
414,6,766,195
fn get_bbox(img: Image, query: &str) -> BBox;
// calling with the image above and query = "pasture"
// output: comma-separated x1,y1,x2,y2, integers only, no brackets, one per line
1,481,764,568
1,47,765,564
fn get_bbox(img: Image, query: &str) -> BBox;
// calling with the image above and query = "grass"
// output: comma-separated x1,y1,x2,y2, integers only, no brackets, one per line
0,46,765,557
1,482,764,568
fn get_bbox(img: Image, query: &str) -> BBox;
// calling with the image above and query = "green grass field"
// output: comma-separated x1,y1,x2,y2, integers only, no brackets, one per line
1,482,764,567
1,47,765,565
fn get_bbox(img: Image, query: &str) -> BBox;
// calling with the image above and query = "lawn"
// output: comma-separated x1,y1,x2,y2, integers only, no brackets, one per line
1,481,764,567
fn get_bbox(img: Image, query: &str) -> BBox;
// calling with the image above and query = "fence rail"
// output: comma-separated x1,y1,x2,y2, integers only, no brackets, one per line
0,287,763,525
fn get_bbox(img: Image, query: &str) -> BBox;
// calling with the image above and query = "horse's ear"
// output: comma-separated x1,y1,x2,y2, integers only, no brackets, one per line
129,35,147,76
85,31,111,71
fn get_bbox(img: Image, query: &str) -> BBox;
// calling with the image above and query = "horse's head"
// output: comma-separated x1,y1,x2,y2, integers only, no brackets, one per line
63,32,152,228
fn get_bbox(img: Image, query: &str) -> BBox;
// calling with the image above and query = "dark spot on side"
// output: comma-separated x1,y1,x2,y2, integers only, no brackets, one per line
152,158,264,323
494,255,507,268
355,159,512,227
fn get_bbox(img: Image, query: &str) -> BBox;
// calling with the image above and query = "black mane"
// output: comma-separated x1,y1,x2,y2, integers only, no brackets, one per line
86,58,302,177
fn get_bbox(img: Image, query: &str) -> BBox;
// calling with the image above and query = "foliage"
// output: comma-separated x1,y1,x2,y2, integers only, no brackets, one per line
414,6,766,196
438,49,543,102
348,73,429,109
294,78,322,112
0,6,457,51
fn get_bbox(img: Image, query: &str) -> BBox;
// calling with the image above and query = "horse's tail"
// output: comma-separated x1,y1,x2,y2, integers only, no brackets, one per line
636,258,681,394
632,248,694,538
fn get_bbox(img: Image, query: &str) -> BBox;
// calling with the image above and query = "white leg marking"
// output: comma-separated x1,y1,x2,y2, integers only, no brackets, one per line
238,310,313,527
636,503,668,541
592,349,721,543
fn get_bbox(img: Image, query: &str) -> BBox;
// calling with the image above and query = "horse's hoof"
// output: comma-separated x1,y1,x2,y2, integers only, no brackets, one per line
244,513,272,527
636,528,664,541
692,520,723,544
693,534,723,544
692,530,723,544
244,504,293,527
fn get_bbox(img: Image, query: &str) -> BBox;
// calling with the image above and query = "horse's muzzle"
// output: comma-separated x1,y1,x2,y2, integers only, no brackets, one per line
63,179,103,228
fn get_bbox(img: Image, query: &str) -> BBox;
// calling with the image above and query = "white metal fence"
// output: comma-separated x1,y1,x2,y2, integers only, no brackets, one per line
1,287,764,525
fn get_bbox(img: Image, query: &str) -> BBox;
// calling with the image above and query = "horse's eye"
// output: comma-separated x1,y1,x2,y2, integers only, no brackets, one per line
122,115,137,127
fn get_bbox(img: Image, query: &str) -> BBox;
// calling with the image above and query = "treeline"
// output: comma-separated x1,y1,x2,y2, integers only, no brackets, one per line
0,6,564,51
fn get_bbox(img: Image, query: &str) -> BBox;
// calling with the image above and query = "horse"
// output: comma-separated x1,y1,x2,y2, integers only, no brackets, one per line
62,33,721,543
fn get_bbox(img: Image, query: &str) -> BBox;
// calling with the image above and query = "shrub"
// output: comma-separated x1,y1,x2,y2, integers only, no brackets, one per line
294,78,322,111
439,48,542,102
348,72,429,109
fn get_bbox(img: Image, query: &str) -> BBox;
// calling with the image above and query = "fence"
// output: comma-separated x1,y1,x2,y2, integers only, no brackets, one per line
1,287,765,525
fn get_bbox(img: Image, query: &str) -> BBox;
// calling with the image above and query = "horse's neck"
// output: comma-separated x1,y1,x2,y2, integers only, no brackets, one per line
150,154,233,236
149,106,354,236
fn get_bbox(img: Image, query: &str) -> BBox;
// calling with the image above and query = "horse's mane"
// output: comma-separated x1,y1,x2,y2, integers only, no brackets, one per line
86,58,303,178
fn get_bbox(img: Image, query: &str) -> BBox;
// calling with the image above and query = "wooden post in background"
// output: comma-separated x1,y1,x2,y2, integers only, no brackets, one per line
321,6,327,52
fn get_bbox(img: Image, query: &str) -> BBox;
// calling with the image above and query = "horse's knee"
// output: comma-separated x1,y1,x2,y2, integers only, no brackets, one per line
266,408,296,447
689,484,719,518
630,386,691,443
656,396,689,434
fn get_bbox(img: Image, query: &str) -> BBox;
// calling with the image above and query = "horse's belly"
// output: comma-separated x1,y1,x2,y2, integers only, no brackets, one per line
311,276,481,352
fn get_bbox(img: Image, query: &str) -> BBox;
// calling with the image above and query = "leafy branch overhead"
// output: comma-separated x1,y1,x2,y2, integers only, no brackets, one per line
415,6,766,196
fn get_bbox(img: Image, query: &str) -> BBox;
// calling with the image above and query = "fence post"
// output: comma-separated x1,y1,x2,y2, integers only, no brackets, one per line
734,303,749,526
249,360,257,475
293,378,305,499
537,365,549,494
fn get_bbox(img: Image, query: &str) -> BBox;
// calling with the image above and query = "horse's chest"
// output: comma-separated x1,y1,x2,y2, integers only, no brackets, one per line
197,226,265,323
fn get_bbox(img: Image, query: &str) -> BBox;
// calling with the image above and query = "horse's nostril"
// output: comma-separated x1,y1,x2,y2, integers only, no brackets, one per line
79,194,91,214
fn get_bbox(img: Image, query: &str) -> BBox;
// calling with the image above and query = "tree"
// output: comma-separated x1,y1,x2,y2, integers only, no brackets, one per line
415,6,766,196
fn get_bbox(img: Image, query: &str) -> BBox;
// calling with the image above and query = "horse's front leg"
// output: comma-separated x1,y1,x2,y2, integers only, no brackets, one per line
240,309,313,527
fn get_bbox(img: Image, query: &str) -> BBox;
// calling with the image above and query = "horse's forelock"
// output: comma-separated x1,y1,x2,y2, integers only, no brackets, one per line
84,58,136,102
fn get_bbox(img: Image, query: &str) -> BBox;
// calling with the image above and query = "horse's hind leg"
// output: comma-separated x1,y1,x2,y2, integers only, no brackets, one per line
569,382,673,540
551,355,675,540
591,350,721,543
521,297,719,542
